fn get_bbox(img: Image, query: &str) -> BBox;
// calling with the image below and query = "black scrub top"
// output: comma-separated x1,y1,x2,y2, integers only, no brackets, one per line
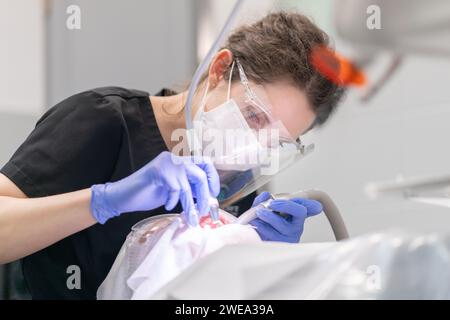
0,86,255,299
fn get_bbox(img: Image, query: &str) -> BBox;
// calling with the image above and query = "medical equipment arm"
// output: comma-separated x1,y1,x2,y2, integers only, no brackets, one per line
365,174,450,209
288,190,349,240
334,0,450,102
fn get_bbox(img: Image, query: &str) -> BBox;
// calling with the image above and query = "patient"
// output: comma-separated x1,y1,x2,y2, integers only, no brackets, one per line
97,211,261,299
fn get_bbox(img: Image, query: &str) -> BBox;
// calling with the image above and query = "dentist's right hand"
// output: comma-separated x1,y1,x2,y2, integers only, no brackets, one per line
90,151,220,226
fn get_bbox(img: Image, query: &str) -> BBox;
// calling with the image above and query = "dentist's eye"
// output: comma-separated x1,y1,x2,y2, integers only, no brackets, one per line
242,105,269,130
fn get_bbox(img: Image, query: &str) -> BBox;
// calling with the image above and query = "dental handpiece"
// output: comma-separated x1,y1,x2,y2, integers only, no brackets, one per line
234,203,269,225
234,190,349,241
209,197,220,222
235,194,272,225
235,193,292,225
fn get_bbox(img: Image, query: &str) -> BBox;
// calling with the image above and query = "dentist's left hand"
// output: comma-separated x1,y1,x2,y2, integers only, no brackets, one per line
249,191,323,243
90,151,220,226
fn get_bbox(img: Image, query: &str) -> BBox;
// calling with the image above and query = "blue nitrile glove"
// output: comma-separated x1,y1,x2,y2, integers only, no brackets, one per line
90,151,220,226
249,191,323,243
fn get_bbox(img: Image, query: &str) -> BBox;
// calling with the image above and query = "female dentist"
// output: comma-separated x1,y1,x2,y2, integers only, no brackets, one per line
0,12,344,299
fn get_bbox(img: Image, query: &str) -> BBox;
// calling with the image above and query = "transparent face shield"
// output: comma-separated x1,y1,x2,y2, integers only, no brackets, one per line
193,59,315,206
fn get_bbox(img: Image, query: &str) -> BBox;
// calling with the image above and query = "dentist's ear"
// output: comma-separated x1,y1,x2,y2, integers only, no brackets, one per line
208,49,233,89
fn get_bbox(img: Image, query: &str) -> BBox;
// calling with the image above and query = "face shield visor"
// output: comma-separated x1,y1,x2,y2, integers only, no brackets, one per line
191,59,314,206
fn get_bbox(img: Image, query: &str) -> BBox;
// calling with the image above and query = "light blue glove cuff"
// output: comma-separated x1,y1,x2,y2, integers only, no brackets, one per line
90,184,120,224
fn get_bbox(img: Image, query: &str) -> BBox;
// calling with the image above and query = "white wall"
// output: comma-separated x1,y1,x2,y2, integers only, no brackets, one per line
0,0,44,166
0,0,46,115
270,0,450,242
196,0,275,62
47,0,197,105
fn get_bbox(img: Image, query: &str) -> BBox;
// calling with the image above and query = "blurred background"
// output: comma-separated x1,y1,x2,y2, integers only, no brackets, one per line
1,0,450,298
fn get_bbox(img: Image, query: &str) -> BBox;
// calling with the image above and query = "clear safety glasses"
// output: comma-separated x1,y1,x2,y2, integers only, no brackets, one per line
230,60,302,150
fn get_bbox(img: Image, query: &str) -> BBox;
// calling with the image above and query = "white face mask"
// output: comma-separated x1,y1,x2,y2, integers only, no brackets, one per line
193,62,267,171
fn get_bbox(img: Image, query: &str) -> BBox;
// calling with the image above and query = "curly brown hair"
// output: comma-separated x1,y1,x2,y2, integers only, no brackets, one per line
213,11,346,126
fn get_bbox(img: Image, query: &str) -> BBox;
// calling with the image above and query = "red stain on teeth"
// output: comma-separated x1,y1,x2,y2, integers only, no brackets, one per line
199,214,229,229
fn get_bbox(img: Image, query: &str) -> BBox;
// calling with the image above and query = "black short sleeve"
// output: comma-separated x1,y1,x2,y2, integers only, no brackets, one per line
1,90,124,197
0,87,171,299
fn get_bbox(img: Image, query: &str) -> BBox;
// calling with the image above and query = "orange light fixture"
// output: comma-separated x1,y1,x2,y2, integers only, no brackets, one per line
310,46,367,87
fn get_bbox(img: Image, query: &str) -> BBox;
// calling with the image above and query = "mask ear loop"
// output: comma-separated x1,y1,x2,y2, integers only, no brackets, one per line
191,79,211,157
197,80,210,115
200,60,235,114
199,60,234,114
227,60,236,101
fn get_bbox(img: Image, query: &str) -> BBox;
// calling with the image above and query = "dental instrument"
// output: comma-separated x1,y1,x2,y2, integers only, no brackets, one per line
236,190,349,241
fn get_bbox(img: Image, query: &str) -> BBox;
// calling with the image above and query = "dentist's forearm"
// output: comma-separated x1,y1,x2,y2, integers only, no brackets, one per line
0,189,96,264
